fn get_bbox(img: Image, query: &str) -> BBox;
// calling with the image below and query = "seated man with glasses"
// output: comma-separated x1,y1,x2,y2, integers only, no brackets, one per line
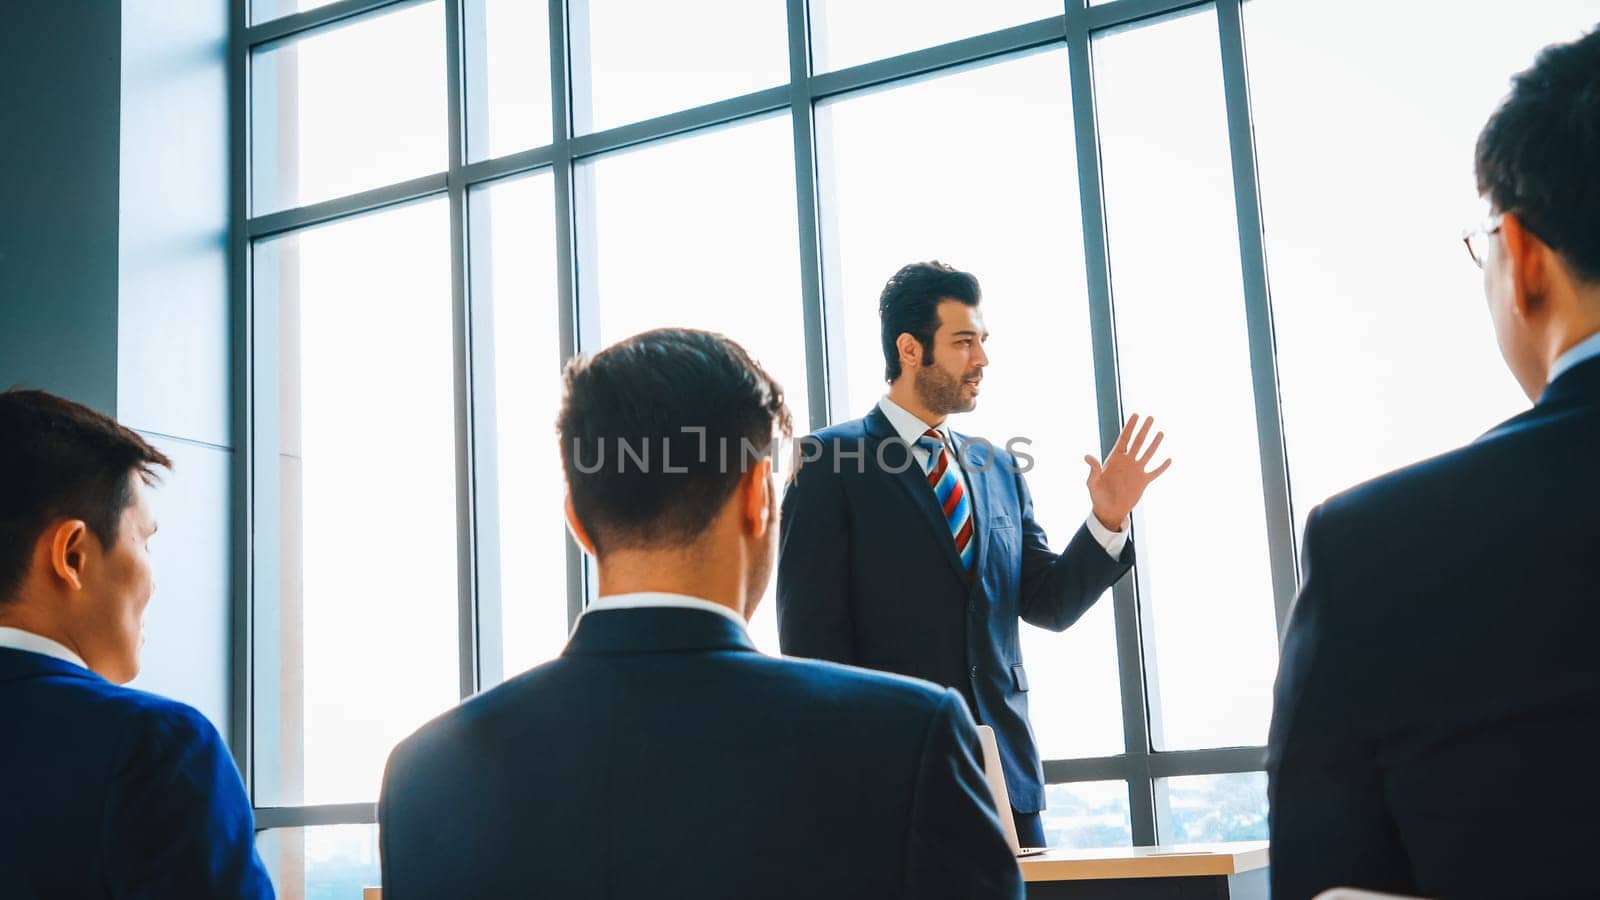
1268,26,1600,900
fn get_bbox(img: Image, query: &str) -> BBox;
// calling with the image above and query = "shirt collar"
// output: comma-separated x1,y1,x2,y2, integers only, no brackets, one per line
0,626,88,670
575,591,750,635
1548,330,1600,386
877,395,952,447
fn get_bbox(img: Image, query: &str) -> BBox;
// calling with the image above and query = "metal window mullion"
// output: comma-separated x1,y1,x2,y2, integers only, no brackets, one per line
229,0,255,795
549,0,590,630
443,0,480,702
246,0,426,50
254,803,377,830
1064,0,1158,847
784,0,834,429
1215,0,1298,633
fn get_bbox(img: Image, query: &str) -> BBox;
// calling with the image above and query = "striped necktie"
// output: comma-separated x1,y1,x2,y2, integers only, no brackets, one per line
916,428,975,573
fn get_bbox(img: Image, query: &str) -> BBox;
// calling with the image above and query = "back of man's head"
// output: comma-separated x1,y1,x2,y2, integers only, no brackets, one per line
0,390,171,607
1476,26,1600,286
557,328,791,556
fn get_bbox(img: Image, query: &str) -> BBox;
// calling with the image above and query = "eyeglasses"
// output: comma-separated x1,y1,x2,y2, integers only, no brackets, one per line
1461,213,1504,268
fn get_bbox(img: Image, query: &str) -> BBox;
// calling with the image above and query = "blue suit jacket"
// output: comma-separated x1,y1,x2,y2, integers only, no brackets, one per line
378,606,1021,899
0,648,272,899
776,407,1134,813
1268,356,1600,899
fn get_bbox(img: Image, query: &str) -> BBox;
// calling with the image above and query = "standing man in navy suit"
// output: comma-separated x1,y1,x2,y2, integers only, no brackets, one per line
777,262,1171,846
379,328,1021,899
1268,28,1600,899
0,390,273,898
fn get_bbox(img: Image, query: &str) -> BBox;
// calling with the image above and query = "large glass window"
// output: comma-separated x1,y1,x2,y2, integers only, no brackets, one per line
1245,0,1598,537
818,48,1122,760
580,114,808,654
1093,8,1280,752
241,0,1576,853
254,198,461,807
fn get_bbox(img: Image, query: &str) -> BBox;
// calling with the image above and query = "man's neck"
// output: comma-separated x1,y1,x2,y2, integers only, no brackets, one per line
885,383,946,429
0,604,87,664
592,550,747,621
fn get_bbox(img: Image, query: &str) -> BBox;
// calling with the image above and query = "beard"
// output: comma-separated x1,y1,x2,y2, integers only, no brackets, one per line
914,356,978,415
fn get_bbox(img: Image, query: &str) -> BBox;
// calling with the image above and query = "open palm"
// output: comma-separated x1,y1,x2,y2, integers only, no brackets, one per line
1083,414,1172,531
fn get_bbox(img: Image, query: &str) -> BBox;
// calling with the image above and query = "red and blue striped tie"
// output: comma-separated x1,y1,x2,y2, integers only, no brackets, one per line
918,428,974,573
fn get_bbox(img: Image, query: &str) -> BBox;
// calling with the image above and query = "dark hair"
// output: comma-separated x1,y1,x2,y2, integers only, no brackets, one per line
1475,26,1600,284
878,261,982,383
0,389,172,604
557,328,792,555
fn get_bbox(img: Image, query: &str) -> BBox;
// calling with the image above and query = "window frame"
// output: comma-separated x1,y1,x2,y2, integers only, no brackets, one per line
231,0,1293,850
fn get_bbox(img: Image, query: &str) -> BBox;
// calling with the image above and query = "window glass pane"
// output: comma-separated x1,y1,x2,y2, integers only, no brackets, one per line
251,3,446,214
1093,8,1279,751
809,0,1062,72
1041,781,1134,849
818,49,1122,760
1246,0,1595,537
252,0,341,25
464,0,553,161
570,0,789,133
254,198,460,806
257,825,380,900
469,172,570,679
1159,772,1268,844
581,115,807,654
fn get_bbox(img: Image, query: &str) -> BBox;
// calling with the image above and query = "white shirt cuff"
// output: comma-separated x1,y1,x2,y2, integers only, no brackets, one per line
1083,513,1129,560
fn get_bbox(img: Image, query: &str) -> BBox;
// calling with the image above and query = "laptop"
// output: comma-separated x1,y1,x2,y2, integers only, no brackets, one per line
975,725,1050,857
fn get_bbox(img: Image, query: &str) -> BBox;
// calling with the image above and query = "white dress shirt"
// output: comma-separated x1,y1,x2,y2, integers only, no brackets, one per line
1548,330,1600,386
876,396,1128,559
572,591,750,639
0,626,88,669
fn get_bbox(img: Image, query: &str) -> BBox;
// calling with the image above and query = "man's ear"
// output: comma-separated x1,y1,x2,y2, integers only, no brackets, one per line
563,495,597,557
743,457,774,540
896,332,923,370
1502,212,1550,320
48,520,90,591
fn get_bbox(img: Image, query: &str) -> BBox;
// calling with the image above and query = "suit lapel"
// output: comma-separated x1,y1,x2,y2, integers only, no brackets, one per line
864,407,968,583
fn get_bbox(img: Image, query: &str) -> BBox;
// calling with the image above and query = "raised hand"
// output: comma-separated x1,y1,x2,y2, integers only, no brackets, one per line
1083,414,1172,532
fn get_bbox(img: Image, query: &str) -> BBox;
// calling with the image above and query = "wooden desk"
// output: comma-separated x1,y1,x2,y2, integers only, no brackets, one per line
363,842,1268,900
1022,841,1268,899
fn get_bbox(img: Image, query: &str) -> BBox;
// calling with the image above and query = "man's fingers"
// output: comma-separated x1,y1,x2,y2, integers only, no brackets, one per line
1138,431,1165,466
1114,414,1138,454
1083,454,1102,478
1127,416,1155,459
1148,457,1173,480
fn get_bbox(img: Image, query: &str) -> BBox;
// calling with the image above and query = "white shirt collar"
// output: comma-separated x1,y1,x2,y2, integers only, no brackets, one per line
575,591,750,635
1548,330,1600,386
0,626,88,670
878,395,952,447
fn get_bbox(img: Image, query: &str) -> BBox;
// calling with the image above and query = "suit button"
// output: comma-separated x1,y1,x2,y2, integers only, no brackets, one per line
969,666,979,679
967,600,976,613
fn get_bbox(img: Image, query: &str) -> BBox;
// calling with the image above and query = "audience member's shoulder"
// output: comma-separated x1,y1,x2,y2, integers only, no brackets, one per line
768,653,953,716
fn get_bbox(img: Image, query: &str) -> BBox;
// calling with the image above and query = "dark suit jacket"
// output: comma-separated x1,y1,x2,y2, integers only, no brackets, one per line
378,605,1022,899
0,647,272,899
776,406,1134,813
1268,356,1600,899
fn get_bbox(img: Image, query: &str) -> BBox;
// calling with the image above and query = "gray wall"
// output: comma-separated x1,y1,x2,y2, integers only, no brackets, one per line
0,1,233,737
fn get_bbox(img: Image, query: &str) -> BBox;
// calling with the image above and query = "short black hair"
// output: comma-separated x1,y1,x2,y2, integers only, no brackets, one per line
878,261,982,383
1475,26,1600,284
0,389,172,604
557,328,791,555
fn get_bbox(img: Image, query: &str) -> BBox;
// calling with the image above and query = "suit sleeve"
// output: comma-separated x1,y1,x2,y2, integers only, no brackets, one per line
102,702,274,900
776,451,856,664
1268,504,1413,899
1014,465,1134,632
902,690,1024,899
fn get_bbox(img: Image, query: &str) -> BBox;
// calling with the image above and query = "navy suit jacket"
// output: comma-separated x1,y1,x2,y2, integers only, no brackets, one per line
776,407,1134,813
0,648,272,899
1268,356,1600,899
378,606,1022,899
